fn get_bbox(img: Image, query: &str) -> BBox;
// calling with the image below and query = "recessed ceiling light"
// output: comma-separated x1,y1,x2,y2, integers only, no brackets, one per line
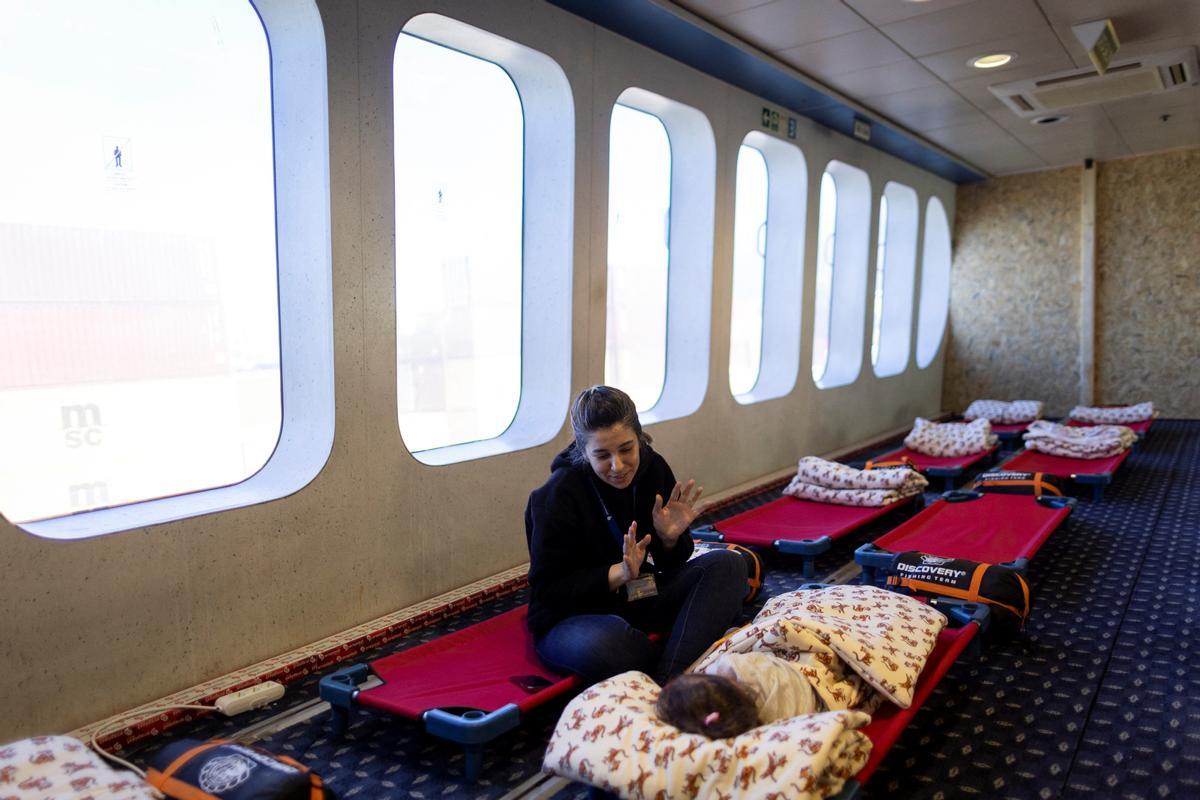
969,53,1016,69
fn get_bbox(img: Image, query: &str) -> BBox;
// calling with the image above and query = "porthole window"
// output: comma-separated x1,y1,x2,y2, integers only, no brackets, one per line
394,15,574,464
729,133,806,404
605,88,715,423
871,182,918,377
0,0,335,538
811,161,871,389
916,196,952,369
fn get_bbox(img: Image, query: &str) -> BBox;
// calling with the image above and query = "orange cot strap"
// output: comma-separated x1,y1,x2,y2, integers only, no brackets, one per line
310,772,326,800
976,472,1063,496
968,563,987,597
145,773,219,800
888,576,1026,623
152,739,230,782
865,456,915,470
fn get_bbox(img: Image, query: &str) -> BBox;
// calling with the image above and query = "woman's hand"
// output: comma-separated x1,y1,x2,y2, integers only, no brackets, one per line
609,521,651,591
653,479,703,548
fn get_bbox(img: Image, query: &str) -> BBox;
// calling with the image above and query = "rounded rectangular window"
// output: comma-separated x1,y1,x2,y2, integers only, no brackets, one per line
729,132,806,404
606,104,672,412
916,196,952,369
393,15,574,464
811,161,871,389
871,182,918,378
728,145,768,397
0,0,283,525
604,89,715,424
394,34,523,452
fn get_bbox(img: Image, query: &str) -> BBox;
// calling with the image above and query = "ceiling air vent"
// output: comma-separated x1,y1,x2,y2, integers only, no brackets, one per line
989,47,1198,118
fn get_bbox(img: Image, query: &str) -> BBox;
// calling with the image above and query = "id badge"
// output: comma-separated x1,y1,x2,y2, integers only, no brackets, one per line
626,574,658,601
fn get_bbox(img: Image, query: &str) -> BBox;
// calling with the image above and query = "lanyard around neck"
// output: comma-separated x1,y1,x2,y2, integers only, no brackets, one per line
588,476,635,547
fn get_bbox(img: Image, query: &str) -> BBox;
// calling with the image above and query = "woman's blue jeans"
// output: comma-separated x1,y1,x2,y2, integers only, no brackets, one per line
533,549,747,685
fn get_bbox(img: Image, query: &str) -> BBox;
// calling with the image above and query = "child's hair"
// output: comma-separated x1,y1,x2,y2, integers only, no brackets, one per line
655,674,760,739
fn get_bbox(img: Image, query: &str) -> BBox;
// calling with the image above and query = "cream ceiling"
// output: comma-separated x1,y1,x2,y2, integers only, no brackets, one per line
671,0,1200,175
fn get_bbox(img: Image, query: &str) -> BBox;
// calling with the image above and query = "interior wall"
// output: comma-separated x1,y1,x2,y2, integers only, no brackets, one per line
944,147,1200,418
0,0,955,740
942,167,1082,416
1095,149,1200,409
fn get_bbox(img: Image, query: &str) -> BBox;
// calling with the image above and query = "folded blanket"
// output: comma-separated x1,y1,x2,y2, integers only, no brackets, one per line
782,481,923,508
781,457,927,507
963,399,1043,424
544,671,871,800
790,456,927,491
903,417,997,457
1069,402,1154,425
1023,419,1137,459
692,584,948,712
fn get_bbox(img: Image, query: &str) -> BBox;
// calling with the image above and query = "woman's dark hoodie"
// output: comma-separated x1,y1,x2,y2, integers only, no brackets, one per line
524,442,695,639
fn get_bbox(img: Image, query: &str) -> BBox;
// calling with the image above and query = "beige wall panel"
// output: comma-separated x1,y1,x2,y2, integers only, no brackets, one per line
0,0,955,739
943,167,1081,416
1095,149,1200,416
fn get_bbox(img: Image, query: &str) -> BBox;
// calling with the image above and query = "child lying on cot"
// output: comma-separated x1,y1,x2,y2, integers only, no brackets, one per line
545,584,949,799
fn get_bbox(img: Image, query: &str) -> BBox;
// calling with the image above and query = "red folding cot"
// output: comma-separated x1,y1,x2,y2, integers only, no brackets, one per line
320,605,577,780
693,493,920,578
1001,448,1132,500
829,600,987,799
854,489,1076,585
865,445,998,491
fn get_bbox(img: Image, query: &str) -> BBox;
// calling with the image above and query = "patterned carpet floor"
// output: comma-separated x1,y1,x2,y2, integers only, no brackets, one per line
127,420,1200,800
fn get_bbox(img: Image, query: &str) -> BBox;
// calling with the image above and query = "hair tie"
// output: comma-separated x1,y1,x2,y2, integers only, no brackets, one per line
704,711,720,726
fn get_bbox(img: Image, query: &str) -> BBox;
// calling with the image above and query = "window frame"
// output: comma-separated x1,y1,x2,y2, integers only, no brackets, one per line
915,195,952,370
395,14,575,466
730,131,806,405
811,160,871,390
871,181,919,378
606,87,715,425
17,0,335,540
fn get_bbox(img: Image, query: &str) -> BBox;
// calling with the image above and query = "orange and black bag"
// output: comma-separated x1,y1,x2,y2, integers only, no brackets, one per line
887,551,1031,638
146,739,336,800
972,470,1064,497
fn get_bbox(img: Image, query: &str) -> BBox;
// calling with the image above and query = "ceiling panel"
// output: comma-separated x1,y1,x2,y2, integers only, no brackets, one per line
1109,104,1200,153
917,27,1075,84
985,104,1113,142
824,59,943,98
715,0,868,53
880,0,1048,58
672,0,774,19
841,0,979,28
1101,86,1200,123
776,28,908,76
865,83,984,131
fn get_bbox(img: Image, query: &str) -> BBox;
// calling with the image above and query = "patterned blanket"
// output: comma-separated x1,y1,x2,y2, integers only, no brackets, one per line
782,457,927,508
1069,402,1154,424
692,585,948,712
963,399,1044,424
1023,419,1137,459
903,417,997,457
544,672,871,800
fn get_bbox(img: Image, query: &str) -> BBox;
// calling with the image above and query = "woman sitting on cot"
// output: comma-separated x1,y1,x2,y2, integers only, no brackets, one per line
525,385,747,684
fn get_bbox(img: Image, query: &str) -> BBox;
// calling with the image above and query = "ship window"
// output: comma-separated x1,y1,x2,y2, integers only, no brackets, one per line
871,182,918,377
605,88,715,423
0,0,334,538
916,196,952,369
